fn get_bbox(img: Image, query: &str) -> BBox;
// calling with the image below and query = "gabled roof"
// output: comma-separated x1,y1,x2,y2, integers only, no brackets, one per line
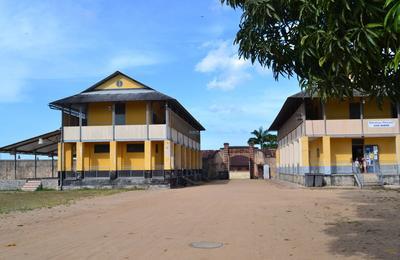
82,71,154,92
268,92,307,131
49,71,205,131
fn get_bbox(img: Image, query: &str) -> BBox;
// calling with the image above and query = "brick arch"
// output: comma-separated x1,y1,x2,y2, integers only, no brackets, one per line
229,155,250,171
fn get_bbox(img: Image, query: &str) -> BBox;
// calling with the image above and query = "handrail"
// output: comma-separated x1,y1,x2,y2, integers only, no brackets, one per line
352,163,363,188
375,161,384,185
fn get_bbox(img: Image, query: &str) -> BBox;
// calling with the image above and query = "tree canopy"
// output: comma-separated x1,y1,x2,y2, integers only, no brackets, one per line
248,127,277,148
222,0,400,101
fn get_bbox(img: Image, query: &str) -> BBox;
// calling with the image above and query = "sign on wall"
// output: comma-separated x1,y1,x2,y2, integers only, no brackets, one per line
367,120,395,128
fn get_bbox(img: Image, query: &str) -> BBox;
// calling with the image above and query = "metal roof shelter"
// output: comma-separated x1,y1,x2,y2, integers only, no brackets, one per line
0,130,60,156
0,130,60,179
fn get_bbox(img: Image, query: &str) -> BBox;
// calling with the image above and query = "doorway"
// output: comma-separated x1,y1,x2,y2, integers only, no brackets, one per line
351,139,380,173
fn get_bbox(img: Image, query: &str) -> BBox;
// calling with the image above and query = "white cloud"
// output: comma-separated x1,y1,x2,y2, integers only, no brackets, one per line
196,40,268,90
0,1,164,103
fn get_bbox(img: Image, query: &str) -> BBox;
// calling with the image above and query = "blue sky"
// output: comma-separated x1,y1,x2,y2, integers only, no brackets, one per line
0,0,299,153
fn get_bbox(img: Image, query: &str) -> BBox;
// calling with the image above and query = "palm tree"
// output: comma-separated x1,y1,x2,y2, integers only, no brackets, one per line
248,127,277,149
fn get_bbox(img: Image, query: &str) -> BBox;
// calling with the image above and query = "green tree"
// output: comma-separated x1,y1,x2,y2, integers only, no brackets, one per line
221,0,400,101
248,127,277,148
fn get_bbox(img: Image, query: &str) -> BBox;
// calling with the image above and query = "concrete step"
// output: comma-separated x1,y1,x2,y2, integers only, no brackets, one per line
363,173,379,182
21,180,42,191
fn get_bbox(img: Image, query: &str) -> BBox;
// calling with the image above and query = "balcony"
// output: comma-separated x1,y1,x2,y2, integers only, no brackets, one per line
63,124,167,142
305,118,398,137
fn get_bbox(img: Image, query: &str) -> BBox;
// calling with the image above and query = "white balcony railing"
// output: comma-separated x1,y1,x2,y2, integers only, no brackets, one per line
305,118,398,137
63,124,168,142
149,125,167,140
82,126,113,141
115,125,147,140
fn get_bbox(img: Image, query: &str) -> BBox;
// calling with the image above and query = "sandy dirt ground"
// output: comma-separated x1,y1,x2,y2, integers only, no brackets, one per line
1,180,400,260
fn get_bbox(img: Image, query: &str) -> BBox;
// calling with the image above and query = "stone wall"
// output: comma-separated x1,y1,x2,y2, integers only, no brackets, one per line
0,160,57,180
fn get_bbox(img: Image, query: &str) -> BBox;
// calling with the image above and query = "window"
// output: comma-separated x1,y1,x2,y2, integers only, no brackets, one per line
349,102,361,119
115,103,126,125
305,99,322,120
127,144,144,153
94,144,110,153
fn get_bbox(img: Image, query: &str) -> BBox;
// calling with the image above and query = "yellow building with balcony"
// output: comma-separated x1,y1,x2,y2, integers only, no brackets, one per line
269,92,400,187
50,71,205,187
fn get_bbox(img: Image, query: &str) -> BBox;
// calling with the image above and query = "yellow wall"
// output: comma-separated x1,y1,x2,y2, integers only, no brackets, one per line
57,143,74,171
364,137,396,165
95,74,145,90
330,138,352,166
118,142,145,170
163,140,173,170
151,141,164,169
83,143,110,171
175,144,182,169
324,97,393,119
87,102,112,126
309,138,323,167
126,102,146,125
364,99,392,119
325,100,351,119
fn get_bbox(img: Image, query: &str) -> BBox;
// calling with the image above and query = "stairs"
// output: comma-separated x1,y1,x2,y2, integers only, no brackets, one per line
21,180,42,191
181,176,202,186
362,173,382,188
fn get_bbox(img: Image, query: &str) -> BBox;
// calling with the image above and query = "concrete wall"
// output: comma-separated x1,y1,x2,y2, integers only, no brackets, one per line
0,178,58,191
0,180,26,190
0,160,57,180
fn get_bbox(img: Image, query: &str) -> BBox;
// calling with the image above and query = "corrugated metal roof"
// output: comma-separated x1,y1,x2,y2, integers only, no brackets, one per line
49,71,205,131
0,130,60,156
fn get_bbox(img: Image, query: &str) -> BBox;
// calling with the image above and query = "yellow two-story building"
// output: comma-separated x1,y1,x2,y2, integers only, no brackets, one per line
50,71,205,187
269,92,400,187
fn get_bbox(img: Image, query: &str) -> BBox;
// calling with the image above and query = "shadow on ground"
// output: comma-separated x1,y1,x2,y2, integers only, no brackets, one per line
324,189,400,259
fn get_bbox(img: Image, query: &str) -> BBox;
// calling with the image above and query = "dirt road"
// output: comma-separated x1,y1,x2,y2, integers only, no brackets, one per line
1,180,399,259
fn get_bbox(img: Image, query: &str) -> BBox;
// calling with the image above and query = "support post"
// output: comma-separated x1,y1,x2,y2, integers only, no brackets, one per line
109,141,118,180
322,136,331,175
144,140,152,171
146,102,151,140
51,154,54,178
360,98,364,136
60,109,64,190
396,135,400,174
79,105,83,142
112,103,115,141
175,144,182,170
34,152,37,179
302,100,307,136
76,142,84,178
322,101,327,135
299,136,310,175
14,152,17,180
164,140,174,171
397,102,400,134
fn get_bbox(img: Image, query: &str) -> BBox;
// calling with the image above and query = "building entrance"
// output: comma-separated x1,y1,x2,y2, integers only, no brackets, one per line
352,139,379,173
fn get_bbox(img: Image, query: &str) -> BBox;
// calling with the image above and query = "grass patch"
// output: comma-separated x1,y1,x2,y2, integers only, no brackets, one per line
0,189,133,214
